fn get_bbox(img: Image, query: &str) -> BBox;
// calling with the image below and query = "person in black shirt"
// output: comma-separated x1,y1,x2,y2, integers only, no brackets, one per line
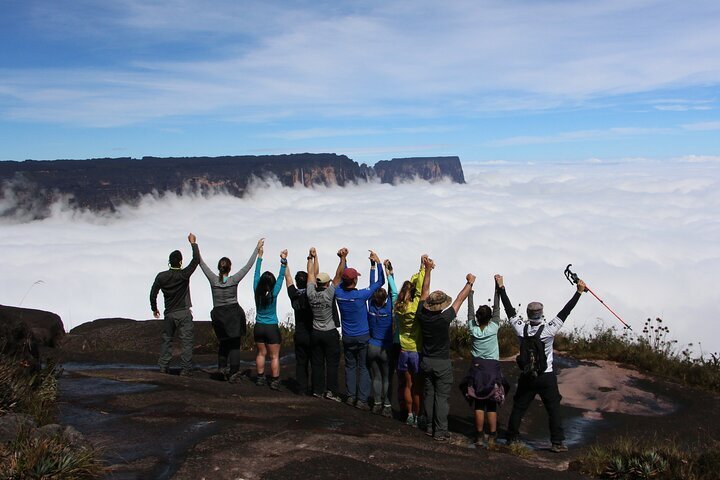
285,264,314,395
415,256,475,441
150,233,200,377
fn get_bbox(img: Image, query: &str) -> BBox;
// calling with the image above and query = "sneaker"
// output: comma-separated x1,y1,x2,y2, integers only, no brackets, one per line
228,372,243,384
313,392,323,398
325,391,342,402
434,432,449,442
371,404,382,415
255,375,267,387
381,405,393,418
345,397,355,407
355,401,371,411
179,369,193,378
405,413,416,426
551,442,568,453
487,433,497,448
269,377,281,390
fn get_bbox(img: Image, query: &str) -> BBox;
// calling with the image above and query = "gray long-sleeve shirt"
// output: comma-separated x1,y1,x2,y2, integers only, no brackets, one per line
199,245,259,307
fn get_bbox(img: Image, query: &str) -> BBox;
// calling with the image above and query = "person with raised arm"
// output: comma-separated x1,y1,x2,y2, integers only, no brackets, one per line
306,247,343,401
366,258,398,416
458,274,509,448
334,248,385,411
501,275,587,453
284,256,314,395
198,238,263,382
252,245,288,390
415,257,474,441
395,254,427,427
150,233,201,377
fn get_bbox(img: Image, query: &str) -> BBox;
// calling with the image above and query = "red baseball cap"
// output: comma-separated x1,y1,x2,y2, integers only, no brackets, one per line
342,267,361,281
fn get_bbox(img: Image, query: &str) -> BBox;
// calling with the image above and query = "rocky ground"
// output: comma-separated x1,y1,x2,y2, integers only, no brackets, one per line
45,319,720,480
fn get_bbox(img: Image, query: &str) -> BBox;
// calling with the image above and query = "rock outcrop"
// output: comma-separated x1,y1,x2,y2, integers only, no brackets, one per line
0,154,464,218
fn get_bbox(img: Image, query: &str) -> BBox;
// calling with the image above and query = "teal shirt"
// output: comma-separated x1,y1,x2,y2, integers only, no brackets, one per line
253,257,286,325
468,289,501,360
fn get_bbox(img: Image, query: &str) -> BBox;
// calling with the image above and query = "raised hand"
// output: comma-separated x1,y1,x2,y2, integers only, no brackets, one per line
309,247,317,258
368,250,380,264
383,259,393,273
280,249,288,260
337,247,348,258
188,233,197,244
466,273,477,285
576,278,587,293
256,238,265,251
494,274,504,288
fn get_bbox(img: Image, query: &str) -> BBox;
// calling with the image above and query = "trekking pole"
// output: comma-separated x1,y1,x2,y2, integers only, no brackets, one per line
564,265,632,331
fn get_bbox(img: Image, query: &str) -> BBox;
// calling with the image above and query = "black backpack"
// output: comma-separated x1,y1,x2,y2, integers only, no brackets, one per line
516,325,547,377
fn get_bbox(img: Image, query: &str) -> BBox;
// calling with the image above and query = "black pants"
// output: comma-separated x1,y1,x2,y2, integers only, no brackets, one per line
311,329,340,395
506,372,564,443
294,330,312,394
218,337,242,374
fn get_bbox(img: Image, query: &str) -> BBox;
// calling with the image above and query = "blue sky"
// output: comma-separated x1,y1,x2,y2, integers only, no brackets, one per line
1,0,719,164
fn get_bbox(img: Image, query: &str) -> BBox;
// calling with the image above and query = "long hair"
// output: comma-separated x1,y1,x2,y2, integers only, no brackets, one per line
475,305,492,326
372,287,388,308
394,280,416,314
217,257,232,281
255,271,277,308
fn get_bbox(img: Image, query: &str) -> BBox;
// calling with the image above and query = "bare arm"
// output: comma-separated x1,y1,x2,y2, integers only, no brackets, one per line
452,273,475,314
419,257,433,301
307,248,316,285
284,261,294,288
332,247,347,287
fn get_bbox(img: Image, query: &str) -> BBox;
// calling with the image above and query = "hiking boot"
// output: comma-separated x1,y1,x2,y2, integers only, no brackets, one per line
325,391,342,402
405,413,416,427
355,401,371,412
487,433,497,448
474,433,486,448
345,397,355,407
434,432,450,442
416,415,428,431
371,404,382,415
269,377,281,390
381,405,393,418
551,442,568,453
255,375,267,387
228,372,243,384
179,369,193,378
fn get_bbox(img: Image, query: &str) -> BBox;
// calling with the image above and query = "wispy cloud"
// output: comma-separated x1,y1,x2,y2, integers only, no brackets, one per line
485,127,673,147
681,121,720,131
2,1,720,127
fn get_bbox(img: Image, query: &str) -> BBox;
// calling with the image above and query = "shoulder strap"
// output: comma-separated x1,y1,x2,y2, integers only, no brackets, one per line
533,325,545,339
523,324,529,338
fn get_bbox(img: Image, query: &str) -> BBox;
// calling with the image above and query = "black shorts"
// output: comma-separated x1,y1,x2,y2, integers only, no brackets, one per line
474,398,498,412
254,323,282,345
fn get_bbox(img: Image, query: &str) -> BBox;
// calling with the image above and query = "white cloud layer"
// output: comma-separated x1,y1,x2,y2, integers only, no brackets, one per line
1,159,719,354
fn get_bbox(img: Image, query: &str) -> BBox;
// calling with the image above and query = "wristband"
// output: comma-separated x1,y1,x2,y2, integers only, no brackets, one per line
281,258,288,265
307,256,312,260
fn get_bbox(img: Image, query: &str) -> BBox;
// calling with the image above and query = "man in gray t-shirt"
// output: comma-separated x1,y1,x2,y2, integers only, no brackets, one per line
307,247,344,400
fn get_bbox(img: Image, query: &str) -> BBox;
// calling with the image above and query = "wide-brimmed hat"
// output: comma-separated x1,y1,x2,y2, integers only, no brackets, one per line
316,272,331,284
425,290,451,312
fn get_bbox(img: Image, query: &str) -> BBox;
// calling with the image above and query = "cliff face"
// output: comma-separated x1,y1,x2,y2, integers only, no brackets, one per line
0,154,463,217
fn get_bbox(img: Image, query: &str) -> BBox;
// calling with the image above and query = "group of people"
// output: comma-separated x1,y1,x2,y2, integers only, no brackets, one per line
150,234,587,451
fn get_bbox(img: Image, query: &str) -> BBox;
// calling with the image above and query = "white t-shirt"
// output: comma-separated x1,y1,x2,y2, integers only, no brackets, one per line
511,315,565,373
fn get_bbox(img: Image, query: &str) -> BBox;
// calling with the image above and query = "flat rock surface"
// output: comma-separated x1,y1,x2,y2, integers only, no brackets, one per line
53,346,720,480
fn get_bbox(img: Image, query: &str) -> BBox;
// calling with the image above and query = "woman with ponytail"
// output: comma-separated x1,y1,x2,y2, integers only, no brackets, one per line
199,238,264,382
252,244,288,390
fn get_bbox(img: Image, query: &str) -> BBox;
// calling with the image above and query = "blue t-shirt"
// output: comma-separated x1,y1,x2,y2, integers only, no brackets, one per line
336,264,384,338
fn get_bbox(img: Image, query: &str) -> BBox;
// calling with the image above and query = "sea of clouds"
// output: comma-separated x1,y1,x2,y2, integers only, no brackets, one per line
1,158,718,353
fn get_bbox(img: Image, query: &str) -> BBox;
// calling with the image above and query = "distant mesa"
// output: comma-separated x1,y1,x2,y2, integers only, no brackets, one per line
0,154,464,218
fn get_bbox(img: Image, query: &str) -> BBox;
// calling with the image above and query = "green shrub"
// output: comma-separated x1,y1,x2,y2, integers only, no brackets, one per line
572,436,720,480
0,432,105,479
0,359,59,425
